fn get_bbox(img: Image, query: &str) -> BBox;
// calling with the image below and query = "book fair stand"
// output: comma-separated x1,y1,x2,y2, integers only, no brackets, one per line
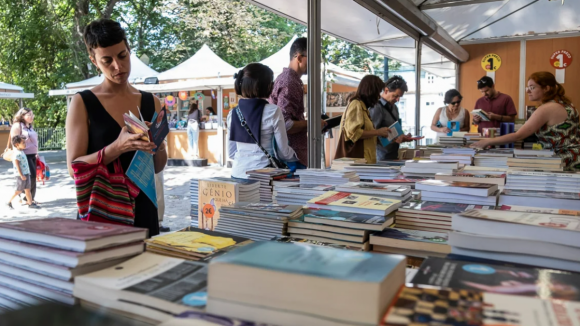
0,82,35,147
13,0,580,325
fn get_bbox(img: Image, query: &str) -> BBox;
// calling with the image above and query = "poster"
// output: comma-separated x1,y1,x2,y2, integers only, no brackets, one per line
198,180,238,230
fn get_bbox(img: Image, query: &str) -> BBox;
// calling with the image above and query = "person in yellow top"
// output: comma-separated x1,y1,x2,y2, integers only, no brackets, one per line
334,75,392,164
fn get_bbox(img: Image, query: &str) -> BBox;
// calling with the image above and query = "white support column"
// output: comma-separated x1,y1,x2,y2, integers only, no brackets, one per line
217,87,225,166
519,40,527,120
415,37,423,138
307,0,322,168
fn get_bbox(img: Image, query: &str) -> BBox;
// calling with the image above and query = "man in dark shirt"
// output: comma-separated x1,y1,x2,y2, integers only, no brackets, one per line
473,76,517,134
269,37,325,168
369,75,413,161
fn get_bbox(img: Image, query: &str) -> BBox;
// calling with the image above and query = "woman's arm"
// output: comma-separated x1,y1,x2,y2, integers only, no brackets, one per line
272,107,298,162
151,96,168,174
66,94,156,178
9,123,21,144
430,107,444,133
343,101,391,141
461,109,471,132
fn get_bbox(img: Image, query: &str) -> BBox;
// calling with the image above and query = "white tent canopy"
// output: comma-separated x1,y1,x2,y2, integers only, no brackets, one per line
0,82,34,99
66,53,158,89
156,44,238,82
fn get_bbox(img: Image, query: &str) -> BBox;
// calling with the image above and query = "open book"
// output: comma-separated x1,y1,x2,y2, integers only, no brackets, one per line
123,110,150,142
472,109,490,121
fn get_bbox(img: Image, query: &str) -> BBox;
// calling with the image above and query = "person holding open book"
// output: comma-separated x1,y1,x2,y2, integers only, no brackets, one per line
227,63,298,179
65,19,167,236
472,72,580,172
431,89,471,141
334,75,394,164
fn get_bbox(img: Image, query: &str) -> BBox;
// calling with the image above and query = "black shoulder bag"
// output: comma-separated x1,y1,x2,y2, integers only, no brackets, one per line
235,108,288,169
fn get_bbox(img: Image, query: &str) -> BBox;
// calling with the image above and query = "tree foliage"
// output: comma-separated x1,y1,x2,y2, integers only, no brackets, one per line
0,0,398,128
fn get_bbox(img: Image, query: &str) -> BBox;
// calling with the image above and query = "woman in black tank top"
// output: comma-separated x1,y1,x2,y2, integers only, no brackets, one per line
65,19,167,237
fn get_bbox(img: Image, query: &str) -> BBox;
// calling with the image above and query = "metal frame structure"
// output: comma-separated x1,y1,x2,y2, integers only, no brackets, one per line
307,0,322,168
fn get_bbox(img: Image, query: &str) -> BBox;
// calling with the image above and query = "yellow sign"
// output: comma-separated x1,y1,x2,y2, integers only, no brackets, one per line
198,180,237,230
481,53,502,72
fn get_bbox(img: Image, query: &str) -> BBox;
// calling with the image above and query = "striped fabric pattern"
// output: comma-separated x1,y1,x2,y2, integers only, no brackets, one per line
72,149,139,225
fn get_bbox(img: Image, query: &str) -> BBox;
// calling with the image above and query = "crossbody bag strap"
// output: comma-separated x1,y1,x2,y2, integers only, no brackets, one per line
235,108,281,168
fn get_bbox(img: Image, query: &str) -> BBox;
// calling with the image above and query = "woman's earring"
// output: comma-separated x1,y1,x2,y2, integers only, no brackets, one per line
96,67,101,76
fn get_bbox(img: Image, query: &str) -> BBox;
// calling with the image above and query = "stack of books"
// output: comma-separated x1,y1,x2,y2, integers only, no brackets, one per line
246,168,291,203
504,170,580,192
145,227,252,261
334,182,412,202
462,165,507,175
190,178,199,216
438,135,466,146
207,241,406,326
449,209,580,272
286,208,395,250
429,153,472,165
74,252,210,323
273,184,335,206
342,165,401,181
508,151,564,171
473,148,513,169
273,235,371,251
498,189,580,210
331,157,366,170
416,180,499,206
306,191,402,216
401,160,459,178
295,169,359,185
435,172,506,186
215,203,303,241
372,177,425,189
394,200,494,232
0,218,147,307
370,228,450,258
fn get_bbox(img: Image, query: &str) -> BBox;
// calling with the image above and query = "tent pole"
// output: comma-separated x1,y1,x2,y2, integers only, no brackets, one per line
19,99,23,109
415,37,422,138
217,87,225,167
307,0,322,168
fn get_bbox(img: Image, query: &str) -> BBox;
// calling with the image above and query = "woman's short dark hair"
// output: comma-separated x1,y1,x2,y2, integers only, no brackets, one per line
444,89,463,104
206,107,216,115
351,75,385,109
234,63,274,99
83,19,130,56
385,75,408,93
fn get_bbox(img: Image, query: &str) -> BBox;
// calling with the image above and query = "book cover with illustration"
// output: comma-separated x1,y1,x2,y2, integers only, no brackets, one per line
373,228,448,245
149,106,169,151
127,150,157,208
123,110,150,142
222,202,303,215
499,205,580,216
411,257,580,301
198,180,238,230
308,191,401,212
400,201,494,215
501,189,580,200
304,209,387,226
383,285,580,326
457,209,580,232
0,218,145,241
379,121,404,147
336,182,410,195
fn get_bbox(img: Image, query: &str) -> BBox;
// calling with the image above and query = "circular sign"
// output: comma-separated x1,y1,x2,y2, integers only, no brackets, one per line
481,53,502,72
194,92,205,101
165,95,175,107
178,91,189,101
550,49,573,69
202,203,215,219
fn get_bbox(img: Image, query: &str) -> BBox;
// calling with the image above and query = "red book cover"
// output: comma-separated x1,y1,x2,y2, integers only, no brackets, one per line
0,218,146,241
315,192,351,205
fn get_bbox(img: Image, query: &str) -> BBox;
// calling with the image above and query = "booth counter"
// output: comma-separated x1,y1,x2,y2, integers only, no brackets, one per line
0,129,10,149
166,129,223,163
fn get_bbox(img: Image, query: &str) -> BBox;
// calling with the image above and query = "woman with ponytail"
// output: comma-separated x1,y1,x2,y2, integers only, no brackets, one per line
472,71,580,171
227,63,298,178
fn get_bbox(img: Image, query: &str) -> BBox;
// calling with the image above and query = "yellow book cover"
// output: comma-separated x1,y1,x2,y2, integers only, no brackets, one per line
198,180,238,230
308,191,401,211
147,231,236,254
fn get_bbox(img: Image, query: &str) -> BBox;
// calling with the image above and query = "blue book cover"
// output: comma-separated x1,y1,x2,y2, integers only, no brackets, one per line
379,121,404,147
126,150,157,208
150,106,170,151
210,241,405,282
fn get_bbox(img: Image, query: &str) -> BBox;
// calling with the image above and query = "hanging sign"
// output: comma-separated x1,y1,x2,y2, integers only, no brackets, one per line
165,95,175,107
481,53,502,72
550,49,572,83
194,92,205,101
178,91,189,101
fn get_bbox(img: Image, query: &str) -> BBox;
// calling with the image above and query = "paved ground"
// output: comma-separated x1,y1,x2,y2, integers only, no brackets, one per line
0,151,231,231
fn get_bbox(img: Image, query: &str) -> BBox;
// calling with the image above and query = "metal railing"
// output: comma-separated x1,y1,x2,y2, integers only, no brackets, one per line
36,128,65,151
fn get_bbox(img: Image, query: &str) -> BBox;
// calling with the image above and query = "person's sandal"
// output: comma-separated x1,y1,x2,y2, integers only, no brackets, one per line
6,203,13,210
28,203,40,209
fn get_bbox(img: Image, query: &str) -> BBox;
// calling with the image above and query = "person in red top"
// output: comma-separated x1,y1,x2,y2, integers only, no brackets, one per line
269,37,326,168
473,76,517,134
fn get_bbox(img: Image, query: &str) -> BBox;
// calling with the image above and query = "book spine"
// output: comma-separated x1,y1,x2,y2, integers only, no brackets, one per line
315,192,350,205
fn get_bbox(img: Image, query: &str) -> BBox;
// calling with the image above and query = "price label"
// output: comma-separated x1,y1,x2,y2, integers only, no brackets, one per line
481,53,502,72
550,50,572,69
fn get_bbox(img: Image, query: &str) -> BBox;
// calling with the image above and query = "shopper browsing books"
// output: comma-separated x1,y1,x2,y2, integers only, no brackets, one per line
431,89,470,140
369,75,414,160
65,19,166,236
472,72,580,171
10,107,39,204
186,102,201,158
335,75,394,164
472,76,517,134
227,63,298,179
6,135,39,209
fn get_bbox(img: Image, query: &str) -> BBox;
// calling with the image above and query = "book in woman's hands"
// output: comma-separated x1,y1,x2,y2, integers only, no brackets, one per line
123,110,150,142
379,121,404,147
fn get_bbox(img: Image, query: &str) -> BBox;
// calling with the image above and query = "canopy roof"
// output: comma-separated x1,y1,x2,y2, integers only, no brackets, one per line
0,82,34,99
66,53,158,89
156,44,238,81
0,82,23,92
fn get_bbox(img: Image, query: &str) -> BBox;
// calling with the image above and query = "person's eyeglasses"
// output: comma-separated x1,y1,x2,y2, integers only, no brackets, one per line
526,86,536,91
449,101,461,105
